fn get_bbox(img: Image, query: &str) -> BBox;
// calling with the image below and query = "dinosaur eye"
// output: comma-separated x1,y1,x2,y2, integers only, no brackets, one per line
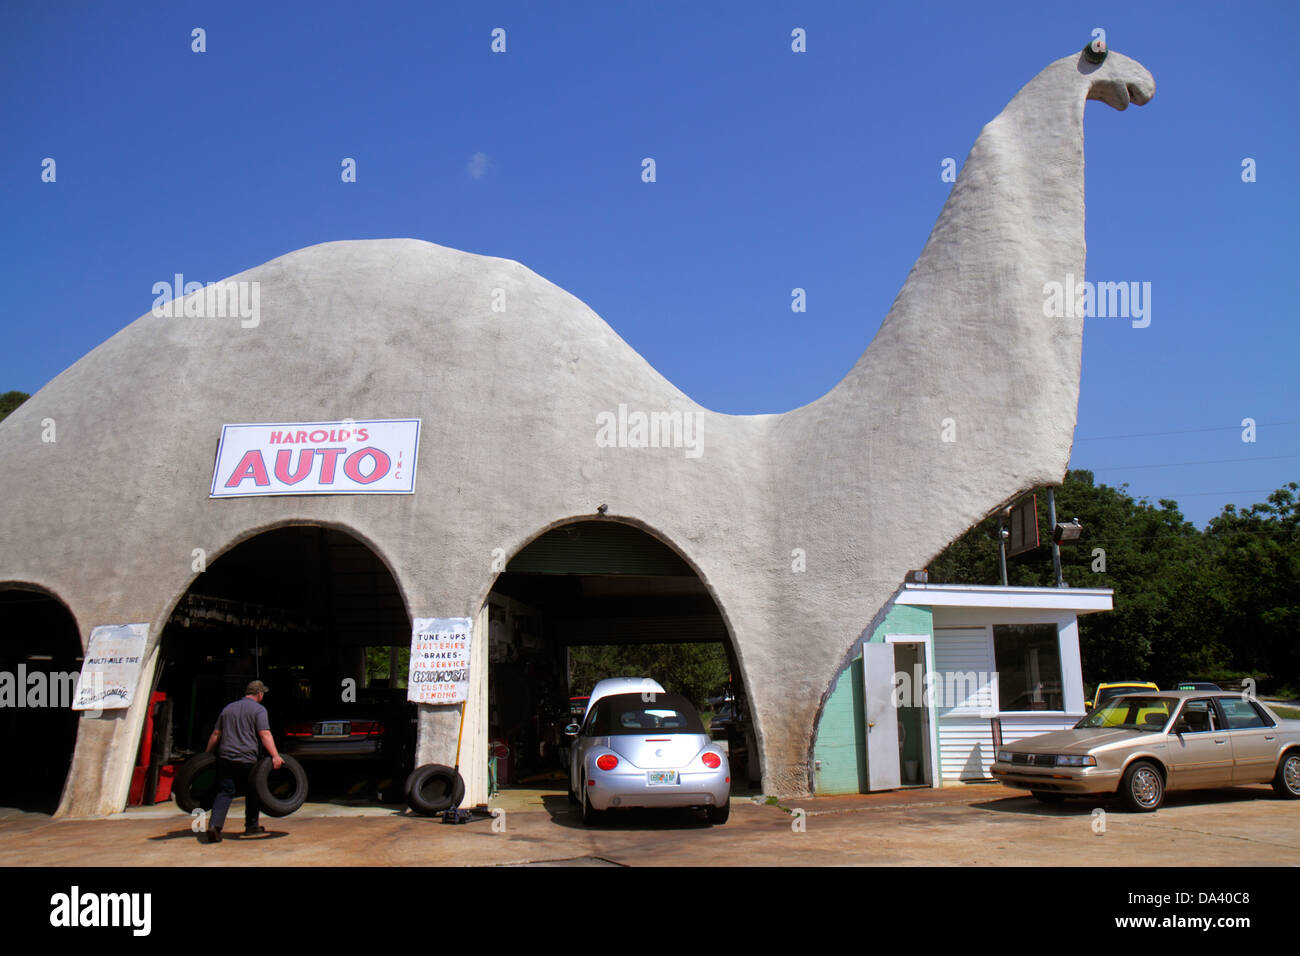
1083,39,1108,64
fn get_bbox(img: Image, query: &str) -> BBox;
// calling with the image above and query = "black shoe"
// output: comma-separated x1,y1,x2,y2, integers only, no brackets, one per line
207,826,223,844
244,825,266,836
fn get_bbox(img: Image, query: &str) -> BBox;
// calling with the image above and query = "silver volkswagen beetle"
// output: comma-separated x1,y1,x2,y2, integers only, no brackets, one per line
567,690,731,825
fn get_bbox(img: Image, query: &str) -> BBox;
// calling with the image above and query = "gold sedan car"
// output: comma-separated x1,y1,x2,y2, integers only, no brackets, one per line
991,691,1300,811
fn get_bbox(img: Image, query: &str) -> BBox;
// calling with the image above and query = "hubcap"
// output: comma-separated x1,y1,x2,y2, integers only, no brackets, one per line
1133,767,1161,807
1285,756,1300,794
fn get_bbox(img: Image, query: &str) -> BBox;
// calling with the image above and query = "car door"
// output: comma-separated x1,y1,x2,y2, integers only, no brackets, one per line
1215,697,1280,784
1165,698,1234,789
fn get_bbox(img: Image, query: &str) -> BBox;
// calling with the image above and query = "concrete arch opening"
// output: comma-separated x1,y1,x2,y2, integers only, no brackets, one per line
151,525,414,807
0,585,82,813
469,519,759,813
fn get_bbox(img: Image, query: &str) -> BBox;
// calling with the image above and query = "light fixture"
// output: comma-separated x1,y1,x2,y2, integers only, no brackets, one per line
1053,519,1083,543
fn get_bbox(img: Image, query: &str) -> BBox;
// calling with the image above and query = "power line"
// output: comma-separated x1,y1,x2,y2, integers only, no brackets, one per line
1076,527,1297,544
1074,420,1300,441
1088,454,1300,471
1156,489,1277,498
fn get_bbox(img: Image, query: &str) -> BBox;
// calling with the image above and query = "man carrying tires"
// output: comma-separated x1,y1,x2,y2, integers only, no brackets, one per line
203,680,283,844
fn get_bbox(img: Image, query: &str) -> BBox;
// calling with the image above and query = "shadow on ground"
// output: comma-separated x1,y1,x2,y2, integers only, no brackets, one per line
972,785,1280,816
540,794,720,831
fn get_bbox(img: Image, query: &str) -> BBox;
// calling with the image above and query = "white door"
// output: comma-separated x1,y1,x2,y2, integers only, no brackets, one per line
863,643,900,791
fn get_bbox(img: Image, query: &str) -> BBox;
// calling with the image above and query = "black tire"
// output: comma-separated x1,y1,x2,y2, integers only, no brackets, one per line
1119,760,1164,812
173,752,218,813
1273,751,1300,799
251,755,309,818
706,796,730,825
403,764,421,801
1031,790,1066,804
406,764,465,816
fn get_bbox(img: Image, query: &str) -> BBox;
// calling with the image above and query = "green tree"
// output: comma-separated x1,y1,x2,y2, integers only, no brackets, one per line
0,391,29,422
567,642,731,711
1202,483,1299,690
928,470,1227,688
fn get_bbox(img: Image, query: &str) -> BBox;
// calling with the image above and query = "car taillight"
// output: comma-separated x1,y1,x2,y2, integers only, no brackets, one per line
596,754,619,771
350,721,383,737
701,751,722,769
285,723,313,737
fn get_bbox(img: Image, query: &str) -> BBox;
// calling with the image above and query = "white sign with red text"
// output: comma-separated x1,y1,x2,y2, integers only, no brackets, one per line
210,419,421,497
73,623,149,712
407,617,472,706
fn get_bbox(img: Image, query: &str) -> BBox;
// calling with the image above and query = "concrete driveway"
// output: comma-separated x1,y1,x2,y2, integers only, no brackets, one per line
1,784,1297,866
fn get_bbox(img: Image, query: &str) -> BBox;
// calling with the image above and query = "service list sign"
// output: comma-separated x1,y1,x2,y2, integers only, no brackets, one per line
73,623,148,711
210,419,420,497
407,617,472,706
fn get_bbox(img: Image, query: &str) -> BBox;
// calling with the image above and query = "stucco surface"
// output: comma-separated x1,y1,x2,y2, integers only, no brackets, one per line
0,49,1154,814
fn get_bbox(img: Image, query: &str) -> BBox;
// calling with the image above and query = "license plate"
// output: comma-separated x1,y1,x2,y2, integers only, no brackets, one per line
647,771,678,786
319,721,348,736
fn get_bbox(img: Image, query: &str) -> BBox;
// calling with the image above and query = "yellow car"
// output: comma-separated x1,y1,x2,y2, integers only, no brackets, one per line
1086,681,1159,714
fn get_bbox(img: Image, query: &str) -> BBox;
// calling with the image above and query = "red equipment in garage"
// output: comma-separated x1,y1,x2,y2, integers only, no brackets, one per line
129,692,175,805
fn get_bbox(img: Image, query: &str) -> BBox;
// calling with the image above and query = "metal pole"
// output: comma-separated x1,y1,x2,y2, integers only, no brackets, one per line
997,513,1008,586
1047,487,1064,588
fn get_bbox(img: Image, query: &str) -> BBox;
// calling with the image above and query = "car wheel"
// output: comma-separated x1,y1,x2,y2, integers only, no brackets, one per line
173,752,218,813
705,796,730,825
1120,761,1163,812
1272,751,1300,799
251,755,309,817
581,783,602,826
567,770,579,805
1030,790,1066,804
406,764,466,816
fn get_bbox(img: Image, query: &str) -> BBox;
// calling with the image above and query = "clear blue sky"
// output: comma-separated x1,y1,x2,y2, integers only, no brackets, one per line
2,1,1296,526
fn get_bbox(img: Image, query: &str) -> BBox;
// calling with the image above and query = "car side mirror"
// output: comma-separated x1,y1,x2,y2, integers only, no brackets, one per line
564,723,580,737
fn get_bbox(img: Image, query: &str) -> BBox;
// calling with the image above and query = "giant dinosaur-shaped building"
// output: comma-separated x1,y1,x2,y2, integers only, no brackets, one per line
0,46,1154,814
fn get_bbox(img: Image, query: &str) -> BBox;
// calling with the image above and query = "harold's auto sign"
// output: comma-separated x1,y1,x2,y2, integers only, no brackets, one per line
210,419,420,497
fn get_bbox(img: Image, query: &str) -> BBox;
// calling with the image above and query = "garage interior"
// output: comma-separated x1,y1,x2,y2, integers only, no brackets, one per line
150,526,415,806
0,587,83,813
484,521,758,806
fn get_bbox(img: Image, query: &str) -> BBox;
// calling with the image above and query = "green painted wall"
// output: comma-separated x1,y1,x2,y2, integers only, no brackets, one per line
812,601,933,794
865,603,932,644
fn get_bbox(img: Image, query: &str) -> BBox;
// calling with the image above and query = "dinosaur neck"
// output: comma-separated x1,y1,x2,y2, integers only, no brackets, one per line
850,57,1088,402
777,57,1093,541
814,57,1089,444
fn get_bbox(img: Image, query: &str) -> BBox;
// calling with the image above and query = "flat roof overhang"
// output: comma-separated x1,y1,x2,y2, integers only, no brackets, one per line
894,583,1113,614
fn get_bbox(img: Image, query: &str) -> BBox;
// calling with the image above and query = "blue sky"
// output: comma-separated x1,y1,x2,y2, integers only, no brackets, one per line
2,1,1296,526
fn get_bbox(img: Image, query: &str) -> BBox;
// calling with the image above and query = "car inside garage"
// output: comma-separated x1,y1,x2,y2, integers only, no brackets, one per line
482,521,758,803
150,525,415,806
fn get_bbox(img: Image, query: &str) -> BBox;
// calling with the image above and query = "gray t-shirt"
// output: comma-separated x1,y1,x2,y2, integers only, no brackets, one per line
216,696,270,763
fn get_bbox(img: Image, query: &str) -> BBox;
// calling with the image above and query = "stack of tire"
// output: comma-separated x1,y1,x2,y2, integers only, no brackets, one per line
173,753,309,818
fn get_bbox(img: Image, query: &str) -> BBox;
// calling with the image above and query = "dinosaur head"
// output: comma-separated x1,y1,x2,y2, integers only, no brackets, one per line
1078,43,1155,110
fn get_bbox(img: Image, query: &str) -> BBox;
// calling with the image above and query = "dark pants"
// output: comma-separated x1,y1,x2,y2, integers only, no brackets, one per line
210,758,261,831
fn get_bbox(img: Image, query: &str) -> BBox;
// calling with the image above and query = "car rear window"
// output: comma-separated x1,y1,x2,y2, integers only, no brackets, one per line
589,693,705,736
1096,685,1151,707
1218,697,1272,729
1077,696,1172,731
